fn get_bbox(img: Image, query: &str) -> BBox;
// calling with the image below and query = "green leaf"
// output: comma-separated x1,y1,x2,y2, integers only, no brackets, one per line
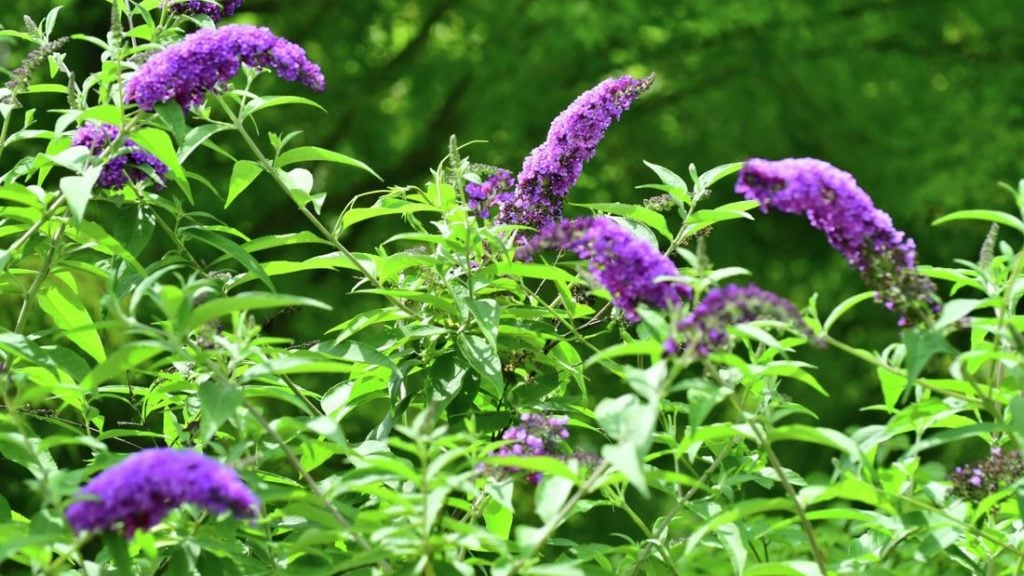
36,274,106,362
601,442,648,497
277,145,381,180
187,292,330,331
1010,397,1024,446
573,202,672,240
80,343,164,389
225,160,262,208
823,291,876,333
933,209,1024,234
244,95,327,115
102,533,133,576
535,475,574,524
341,198,440,230
698,162,744,189
179,124,227,163
903,328,955,386
183,227,274,291
198,380,243,439
155,101,186,143
457,334,503,398
59,165,101,222
877,367,904,410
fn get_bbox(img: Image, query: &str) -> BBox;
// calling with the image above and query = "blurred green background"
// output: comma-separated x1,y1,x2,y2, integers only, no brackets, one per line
3,0,1023,464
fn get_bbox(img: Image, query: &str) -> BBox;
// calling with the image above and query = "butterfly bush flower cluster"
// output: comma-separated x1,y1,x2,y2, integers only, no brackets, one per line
517,216,691,322
465,166,514,219
66,448,258,536
72,122,168,190
950,447,1024,503
490,414,571,484
167,0,244,21
124,24,325,111
735,158,940,325
665,284,816,356
496,75,653,231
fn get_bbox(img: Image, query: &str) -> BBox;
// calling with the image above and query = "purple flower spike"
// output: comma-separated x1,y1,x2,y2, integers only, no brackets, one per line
124,24,325,112
66,448,259,536
735,158,940,325
167,0,244,21
517,216,691,322
493,414,572,484
665,284,816,357
72,123,167,190
496,74,653,231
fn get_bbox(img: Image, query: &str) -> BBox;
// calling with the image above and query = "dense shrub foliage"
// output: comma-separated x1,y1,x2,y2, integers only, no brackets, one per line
1,3,1023,575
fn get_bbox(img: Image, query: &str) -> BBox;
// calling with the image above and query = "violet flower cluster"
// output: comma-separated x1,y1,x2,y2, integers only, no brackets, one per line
66,448,259,536
491,414,571,484
167,0,243,21
72,122,168,190
517,216,691,322
735,158,940,325
496,74,653,231
951,446,1024,503
665,284,816,357
124,24,325,112
465,167,514,219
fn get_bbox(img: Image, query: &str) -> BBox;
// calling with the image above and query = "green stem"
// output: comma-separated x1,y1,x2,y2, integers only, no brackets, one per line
712,366,829,574
627,436,738,575
14,222,66,334
242,398,392,571
506,461,611,576
220,100,415,316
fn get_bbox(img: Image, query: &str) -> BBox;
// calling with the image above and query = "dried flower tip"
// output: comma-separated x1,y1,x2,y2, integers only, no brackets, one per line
2,37,69,106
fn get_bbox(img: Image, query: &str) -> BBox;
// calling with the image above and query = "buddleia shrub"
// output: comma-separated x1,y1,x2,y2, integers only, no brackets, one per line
1,2,1022,575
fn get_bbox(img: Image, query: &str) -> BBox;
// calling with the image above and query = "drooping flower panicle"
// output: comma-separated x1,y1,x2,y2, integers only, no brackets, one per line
465,166,514,219
665,283,815,357
72,122,168,190
735,158,940,325
124,24,325,112
517,216,691,322
496,74,653,231
491,414,571,484
167,0,244,21
951,447,1024,503
66,448,259,536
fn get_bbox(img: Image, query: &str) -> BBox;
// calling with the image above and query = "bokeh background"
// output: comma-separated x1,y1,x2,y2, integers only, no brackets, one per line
3,0,1023,472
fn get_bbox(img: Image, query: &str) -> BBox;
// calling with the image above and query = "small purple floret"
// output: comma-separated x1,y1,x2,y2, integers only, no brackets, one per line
72,122,167,190
466,168,514,219
950,447,1024,502
492,414,571,484
66,448,259,536
517,216,691,322
166,0,244,21
735,158,940,325
124,24,325,112
496,74,653,231
665,284,816,356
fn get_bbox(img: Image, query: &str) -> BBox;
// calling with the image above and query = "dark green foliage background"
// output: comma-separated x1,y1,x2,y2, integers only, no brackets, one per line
2,0,1021,471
